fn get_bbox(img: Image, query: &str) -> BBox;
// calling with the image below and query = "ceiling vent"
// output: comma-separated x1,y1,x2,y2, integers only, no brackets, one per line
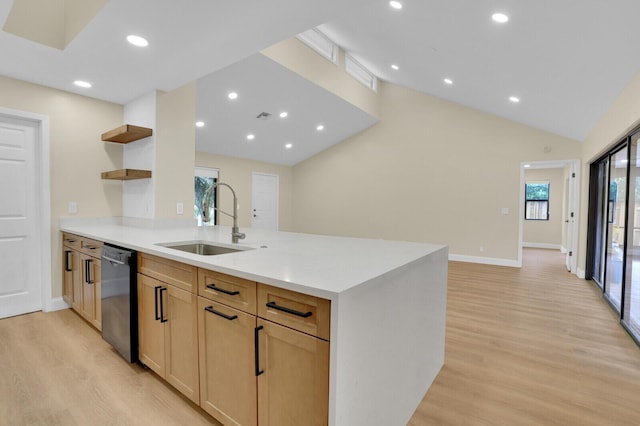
256,112,272,120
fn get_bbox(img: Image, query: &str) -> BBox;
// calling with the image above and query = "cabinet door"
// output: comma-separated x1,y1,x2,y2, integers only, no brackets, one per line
138,274,166,376
62,248,80,310
165,285,199,404
80,254,96,323
257,319,329,426
80,254,101,331
198,297,257,426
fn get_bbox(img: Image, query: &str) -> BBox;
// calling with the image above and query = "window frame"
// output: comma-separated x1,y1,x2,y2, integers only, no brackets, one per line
524,181,550,221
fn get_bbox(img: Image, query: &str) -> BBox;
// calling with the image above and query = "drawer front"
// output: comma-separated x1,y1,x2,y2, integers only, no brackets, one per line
138,252,198,293
198,269,257,314
62,232,82,251
80,237,103,259
257,284,330,340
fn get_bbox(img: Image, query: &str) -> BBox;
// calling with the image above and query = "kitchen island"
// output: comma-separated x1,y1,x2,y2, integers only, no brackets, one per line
60,218,448,426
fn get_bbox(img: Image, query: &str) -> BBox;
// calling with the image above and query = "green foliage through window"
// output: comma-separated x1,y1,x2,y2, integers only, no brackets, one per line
525,182,549,220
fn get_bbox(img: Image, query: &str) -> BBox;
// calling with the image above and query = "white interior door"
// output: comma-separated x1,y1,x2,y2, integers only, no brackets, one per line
0,115,42,318
251,173,278,230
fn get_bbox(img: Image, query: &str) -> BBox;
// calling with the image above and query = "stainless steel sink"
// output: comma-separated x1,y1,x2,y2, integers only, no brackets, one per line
158,242,249,256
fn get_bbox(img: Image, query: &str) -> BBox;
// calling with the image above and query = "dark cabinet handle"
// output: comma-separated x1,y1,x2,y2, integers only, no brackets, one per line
266,301,312,318
205,305,238,321
206,283,240,296
84,259,94,284
159,287,168,323
154,286,162,321
64,250,72,272
254,325,264,377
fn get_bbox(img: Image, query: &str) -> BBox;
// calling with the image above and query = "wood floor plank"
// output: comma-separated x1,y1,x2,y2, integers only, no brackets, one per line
1,249,639,425
409,248,640,425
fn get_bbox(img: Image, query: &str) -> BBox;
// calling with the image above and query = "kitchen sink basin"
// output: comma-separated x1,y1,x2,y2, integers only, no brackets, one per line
158,241,250,256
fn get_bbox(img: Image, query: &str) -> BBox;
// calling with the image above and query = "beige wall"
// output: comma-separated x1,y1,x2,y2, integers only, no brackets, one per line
195,152,293,231
262,38,380,119
0,75,123,298
155,83,196,218
523,168,565,247
292,82,581,262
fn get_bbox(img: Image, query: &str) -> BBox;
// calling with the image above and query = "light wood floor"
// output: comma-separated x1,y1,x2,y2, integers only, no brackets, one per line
2,249,639,425
410,248,640,425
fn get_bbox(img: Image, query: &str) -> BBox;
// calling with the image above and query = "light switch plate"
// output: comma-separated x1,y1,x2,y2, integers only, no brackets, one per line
501,207,509,215
68,202,77,214
176,202,184,215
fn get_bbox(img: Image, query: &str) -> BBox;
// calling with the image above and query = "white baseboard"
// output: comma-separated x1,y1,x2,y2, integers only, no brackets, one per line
523,242,562,250
560,246,568,254
449,254,520,268
48,297,70,312
577,268,586,279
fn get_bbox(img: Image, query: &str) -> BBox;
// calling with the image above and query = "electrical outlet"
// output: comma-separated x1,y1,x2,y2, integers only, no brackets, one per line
176,202,184,215
501,207,509,215
68,202,77,214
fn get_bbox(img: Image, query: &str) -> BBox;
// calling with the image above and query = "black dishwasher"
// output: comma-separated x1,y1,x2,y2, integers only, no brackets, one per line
101,244,138,363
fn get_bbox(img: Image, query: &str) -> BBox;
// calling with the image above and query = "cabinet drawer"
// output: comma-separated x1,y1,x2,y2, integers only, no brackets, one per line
257,284,330,340
198,269,256,314
62,232,82,251
80,237,103,258
138,252,197,293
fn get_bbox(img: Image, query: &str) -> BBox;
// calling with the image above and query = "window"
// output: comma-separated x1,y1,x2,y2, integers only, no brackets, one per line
194,167,218,225
525,182,550,220
296,28,339,65
345,53,378,92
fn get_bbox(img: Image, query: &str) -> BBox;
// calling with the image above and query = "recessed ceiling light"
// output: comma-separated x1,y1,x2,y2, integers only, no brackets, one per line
285,143,293,149
444,78,453,85
492,13,509,23
316,125,324,131
509,96,520,103
73,80,92,88
126,35,148,47
389,1,403,10
279,111,288,118
246,134,255,140
228,92,238,100
195,121,205,128
391,64,399,70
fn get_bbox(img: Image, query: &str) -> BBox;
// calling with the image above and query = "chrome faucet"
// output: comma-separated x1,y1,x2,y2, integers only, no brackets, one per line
202,182,246,243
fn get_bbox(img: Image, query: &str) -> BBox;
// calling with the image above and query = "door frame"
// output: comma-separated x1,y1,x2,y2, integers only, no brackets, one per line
519,159,580,274
0,107,52,311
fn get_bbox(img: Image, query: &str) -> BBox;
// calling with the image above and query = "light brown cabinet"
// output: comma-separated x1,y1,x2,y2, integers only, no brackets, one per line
198,298,257,426
137,254,199,404
197,268,331,426
61,233,102,330
256,319,329,426
80,252,101,331
256,284,330,426
62,239,81,310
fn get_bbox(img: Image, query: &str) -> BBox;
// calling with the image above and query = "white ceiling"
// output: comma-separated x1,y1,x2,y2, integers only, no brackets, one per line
320,0,640,142
2,0,640,164
195,54,378,166
0,0,372,104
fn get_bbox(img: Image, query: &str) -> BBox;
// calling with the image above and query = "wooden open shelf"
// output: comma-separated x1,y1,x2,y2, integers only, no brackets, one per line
101,125,152,143
101,169,152,180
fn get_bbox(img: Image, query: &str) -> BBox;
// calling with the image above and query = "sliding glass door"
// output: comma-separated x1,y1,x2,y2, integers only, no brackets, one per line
624,133,640,337
605,147,628,312
590,158,609,288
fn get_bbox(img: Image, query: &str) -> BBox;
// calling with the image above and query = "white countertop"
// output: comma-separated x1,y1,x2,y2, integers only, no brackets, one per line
60,218,446,299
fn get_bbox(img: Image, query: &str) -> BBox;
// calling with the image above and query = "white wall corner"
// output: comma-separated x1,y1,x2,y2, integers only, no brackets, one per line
48,297,70,312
